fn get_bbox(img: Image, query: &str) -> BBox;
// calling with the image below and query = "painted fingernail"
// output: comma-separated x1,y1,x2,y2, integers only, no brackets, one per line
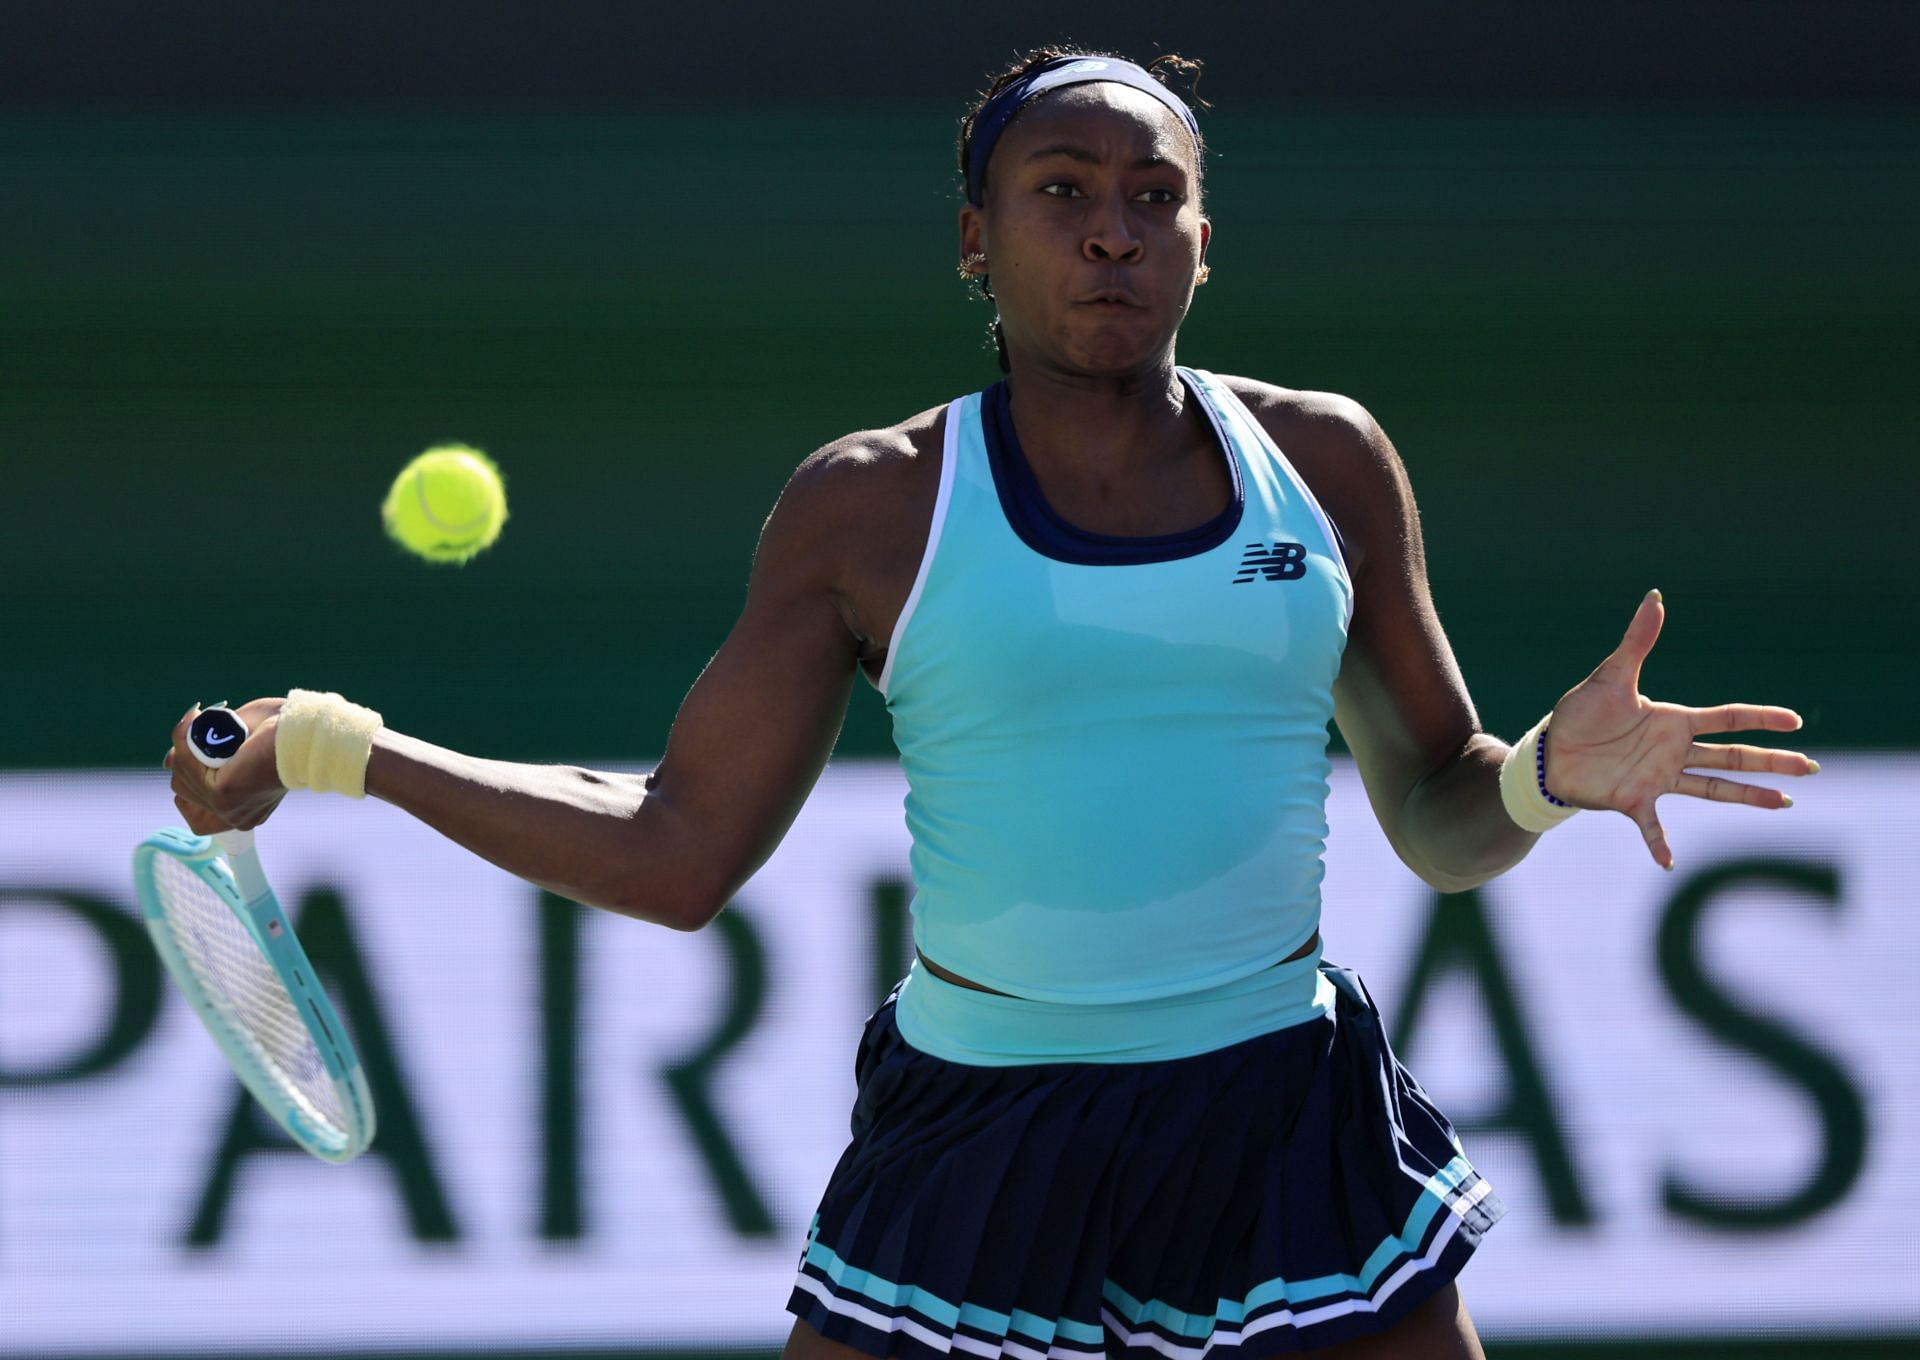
1806,759,1821,775
1781,794,1795,809
1649,588,1663,603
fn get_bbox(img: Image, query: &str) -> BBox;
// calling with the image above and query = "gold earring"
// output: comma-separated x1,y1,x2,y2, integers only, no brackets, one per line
957,253,988,279
1195,262,1212,285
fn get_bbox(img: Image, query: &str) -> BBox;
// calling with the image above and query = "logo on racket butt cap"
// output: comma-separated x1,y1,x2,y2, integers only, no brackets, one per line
188,706,250,769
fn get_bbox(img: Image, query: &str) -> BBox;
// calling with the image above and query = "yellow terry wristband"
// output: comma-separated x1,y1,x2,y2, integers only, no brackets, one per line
275,689,384,798
1499,713,1581,834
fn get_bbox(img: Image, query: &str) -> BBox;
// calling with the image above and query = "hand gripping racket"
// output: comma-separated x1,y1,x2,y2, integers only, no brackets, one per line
132,706,376,1163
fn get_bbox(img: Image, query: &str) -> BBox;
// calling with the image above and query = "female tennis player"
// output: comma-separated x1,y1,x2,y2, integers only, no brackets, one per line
166,47,1814,1359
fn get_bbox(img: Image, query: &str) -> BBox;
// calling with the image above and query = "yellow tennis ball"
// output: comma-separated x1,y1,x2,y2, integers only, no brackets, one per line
381,444,508,564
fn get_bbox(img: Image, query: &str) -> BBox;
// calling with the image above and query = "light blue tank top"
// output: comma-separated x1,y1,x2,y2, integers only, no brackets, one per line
879,368,1353,1064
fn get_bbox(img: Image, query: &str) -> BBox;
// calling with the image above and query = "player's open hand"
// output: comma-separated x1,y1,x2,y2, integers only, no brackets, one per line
1543,591,1816,870
164,698,289,835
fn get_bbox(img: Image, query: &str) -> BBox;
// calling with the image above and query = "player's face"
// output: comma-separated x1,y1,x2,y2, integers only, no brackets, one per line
962,85,1210,380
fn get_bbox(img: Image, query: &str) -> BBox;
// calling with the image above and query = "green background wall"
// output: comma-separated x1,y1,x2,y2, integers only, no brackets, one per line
3,107,1914,768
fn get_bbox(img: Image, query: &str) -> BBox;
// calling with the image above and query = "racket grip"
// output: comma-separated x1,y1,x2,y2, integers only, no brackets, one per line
212,829,255,856
213,830,271,903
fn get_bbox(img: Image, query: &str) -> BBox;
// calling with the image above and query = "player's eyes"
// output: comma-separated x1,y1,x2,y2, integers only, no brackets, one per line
1037,182,1183,206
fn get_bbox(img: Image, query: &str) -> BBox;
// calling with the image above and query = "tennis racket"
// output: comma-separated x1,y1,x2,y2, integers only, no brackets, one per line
133,705,376,1163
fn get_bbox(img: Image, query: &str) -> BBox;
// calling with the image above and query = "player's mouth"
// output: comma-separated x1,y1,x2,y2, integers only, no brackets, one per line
1073,288,1147,309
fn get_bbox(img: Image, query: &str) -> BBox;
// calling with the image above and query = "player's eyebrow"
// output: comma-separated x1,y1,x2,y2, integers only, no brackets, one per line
1022,144,1183,173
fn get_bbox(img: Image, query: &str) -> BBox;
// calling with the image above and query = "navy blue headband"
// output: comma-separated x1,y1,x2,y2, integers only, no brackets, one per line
965,56,1200,206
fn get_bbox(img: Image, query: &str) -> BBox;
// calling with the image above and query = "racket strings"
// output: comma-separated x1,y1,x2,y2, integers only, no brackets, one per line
151,854,348,1134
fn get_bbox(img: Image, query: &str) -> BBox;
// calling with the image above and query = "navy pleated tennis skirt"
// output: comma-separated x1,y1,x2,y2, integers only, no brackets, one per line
787,965,1504,1357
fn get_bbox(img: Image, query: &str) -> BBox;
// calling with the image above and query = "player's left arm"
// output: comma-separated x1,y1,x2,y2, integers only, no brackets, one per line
1235,382,1815,888
1272,391,1527,891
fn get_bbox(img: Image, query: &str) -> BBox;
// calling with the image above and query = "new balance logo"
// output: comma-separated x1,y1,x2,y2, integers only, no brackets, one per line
1233,541,1308,583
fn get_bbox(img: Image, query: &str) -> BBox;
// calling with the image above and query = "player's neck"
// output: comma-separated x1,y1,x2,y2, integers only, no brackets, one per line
1004,360,1196,478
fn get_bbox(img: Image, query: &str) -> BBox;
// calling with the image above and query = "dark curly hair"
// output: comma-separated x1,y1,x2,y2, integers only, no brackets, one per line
955,46,1209,372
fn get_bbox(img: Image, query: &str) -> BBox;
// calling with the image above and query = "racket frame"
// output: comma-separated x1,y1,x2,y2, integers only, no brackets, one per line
133,826,376,1163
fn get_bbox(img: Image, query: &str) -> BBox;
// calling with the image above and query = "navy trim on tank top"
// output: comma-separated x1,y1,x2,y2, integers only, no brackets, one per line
982,373,1245,567
1326,516,1353,577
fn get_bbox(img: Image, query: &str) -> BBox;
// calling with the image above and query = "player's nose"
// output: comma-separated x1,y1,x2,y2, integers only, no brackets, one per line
1083,203,1144,264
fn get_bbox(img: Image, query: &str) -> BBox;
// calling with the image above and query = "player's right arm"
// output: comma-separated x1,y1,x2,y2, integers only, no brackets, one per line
166,440,879,931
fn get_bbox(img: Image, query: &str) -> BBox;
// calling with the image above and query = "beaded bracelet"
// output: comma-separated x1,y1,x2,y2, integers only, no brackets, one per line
1537,726,1572,808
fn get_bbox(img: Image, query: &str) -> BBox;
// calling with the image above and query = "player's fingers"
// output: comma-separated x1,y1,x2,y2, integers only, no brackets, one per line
169,751,218,807
173,793,230,836
1686,743,1819,777
1599,590,1664,680
1629,801,1674,871
167,704,204,774
1675,773,1794,809
1689,704,1803,736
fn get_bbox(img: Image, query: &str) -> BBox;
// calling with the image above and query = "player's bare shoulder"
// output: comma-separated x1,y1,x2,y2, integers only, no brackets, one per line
761,402,949,673
1217,375,1413,580
786,403,945,512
